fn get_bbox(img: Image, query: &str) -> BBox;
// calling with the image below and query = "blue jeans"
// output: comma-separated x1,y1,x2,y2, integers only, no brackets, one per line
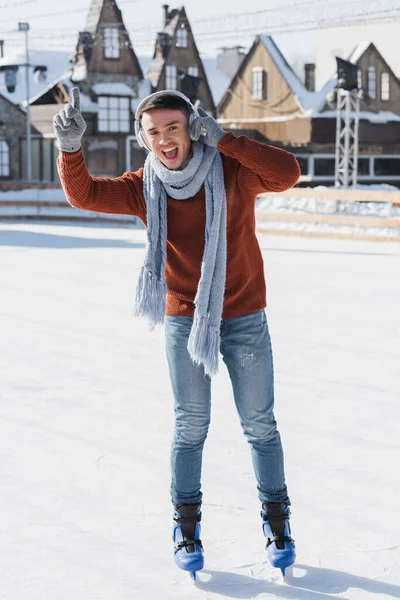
165,310,290,507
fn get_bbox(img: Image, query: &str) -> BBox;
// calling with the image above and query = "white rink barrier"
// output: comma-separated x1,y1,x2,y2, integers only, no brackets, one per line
1,186,400,240
255,187,400,241
0,188,137,225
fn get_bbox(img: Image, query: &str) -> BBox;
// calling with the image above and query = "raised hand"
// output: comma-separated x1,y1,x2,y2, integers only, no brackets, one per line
190,114,225,148
53,87,87,153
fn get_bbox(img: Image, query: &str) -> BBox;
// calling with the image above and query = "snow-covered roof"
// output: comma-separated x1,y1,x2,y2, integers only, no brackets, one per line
314,110,400,123
315,22,400,90
27,70,72,106
0,49,72,107
85,0,105,34
348,41,373,65
91,82,136,97
259,35,336,114
202,57,231,107
27,70,98,112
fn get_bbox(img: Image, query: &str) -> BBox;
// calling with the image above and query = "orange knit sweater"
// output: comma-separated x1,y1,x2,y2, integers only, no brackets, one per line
57,132,300,318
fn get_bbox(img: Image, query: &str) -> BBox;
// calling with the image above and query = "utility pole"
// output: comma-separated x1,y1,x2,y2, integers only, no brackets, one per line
18,23,32,181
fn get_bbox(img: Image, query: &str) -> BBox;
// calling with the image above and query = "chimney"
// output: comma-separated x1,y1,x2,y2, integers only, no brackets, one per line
304,63,315,92
217,46,246,80
162,4,169,27
0,40,4,59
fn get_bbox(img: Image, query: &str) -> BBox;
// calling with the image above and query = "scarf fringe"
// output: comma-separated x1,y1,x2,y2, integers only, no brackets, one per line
133,266,166,329
187,315,220,377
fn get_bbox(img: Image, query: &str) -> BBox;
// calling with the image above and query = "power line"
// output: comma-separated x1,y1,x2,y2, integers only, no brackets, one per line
0,0,147,22
0,0,37,8
2,8,399,48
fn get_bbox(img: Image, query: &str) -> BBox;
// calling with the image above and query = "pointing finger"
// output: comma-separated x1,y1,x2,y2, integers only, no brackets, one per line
71,87,81,112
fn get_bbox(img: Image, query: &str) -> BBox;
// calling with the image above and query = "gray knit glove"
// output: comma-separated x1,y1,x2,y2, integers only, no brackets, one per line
53,87,86,153
190,115,225,147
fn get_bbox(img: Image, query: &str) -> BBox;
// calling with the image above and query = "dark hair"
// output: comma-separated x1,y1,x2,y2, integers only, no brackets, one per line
138,93,190,122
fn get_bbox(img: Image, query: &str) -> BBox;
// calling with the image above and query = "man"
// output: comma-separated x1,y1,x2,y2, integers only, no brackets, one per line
54,88,300,580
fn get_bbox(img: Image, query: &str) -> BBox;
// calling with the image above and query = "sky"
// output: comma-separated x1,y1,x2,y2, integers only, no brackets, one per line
0,220,399,599
1,0,400,87
0,0,318,59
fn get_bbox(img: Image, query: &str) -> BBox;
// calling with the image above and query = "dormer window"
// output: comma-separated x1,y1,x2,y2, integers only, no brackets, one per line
0,138,10,177
176,25,188,48
104,27,120,59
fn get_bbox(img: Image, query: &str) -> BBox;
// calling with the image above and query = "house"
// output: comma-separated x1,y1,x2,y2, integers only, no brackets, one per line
0,0,151,182
218,35,400,187
0,93,41,180
315,20,400,91
1,1,226,182
0,48,73,181
147,5,216,115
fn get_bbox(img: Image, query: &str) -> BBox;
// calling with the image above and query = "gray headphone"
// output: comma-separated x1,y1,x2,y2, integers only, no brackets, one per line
134,90,201,152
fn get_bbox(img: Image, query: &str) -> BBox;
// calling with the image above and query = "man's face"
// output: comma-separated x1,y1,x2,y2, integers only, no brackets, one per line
141,108,192,170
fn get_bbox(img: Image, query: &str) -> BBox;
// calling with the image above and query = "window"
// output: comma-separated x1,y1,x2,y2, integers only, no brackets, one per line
104,27,120,59
295,156,309,175
367,66,376,99
166,64,177,90
98,96,130,132
381,72,390,101
0,138,10,176
314,158,335,176
252,68,267,100
357,158,370,176
374,158,400,176
176,26,188,48
188,65,198,77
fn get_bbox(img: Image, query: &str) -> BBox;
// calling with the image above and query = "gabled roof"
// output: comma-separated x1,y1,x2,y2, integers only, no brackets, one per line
346,40,400,85
315,22,400,90
145,6,215,112
321,40,400,103
0,49,72,107
147,10,181,88
348,41,373,65
258,36,335,113
218,35,336,116
85,0,107,33
76,0,143,80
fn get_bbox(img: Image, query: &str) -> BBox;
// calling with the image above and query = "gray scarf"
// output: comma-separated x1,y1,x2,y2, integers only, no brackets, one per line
134,141,227,377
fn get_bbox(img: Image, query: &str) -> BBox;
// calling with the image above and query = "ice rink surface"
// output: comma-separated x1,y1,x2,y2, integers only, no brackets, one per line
1,221,399,600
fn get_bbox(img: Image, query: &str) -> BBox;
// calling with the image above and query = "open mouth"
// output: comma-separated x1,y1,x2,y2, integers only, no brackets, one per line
162,147,178,161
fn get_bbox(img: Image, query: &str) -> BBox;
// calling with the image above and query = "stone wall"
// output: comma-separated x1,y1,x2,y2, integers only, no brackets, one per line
0,97,40,180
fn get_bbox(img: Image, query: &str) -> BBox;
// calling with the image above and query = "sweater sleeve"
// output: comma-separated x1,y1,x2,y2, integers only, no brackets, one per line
57,149,147,222
217,132,300,194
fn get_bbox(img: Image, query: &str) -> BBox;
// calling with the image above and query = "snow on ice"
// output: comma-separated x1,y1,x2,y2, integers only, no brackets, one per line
0,221,399,600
